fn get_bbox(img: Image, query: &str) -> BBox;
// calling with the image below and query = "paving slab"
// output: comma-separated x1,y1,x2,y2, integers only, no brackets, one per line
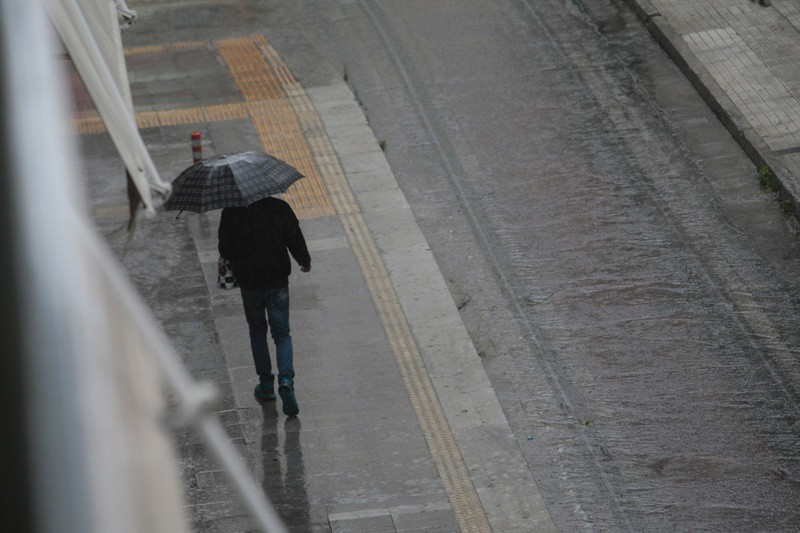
75,4,558,531
622,0,800,216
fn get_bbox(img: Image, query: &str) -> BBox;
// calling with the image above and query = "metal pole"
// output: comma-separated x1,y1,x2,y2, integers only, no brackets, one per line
191,131,203,163
72,216,289,533
0,0,92,531
0,3,34,526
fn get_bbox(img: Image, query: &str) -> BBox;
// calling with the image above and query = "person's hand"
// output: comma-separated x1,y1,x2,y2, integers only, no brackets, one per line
300,264,311,273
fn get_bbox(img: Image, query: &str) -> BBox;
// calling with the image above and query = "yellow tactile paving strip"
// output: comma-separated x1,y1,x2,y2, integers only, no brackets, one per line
73,103,249,134
78,36,493,530
267,39,494,533
74,35,333,220
301,121,494,533
217,38,284,101
217,38,333,219
123,40,212,56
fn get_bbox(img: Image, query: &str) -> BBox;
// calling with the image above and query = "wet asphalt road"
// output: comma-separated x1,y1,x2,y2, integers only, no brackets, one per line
271,0,800,530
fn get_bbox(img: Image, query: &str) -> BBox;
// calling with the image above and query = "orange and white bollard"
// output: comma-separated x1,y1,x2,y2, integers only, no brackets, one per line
191,131,203,163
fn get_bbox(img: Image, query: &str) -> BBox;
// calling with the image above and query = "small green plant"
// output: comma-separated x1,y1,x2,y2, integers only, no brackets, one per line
379,139,387,151
758,165,778,191
780,197,795,214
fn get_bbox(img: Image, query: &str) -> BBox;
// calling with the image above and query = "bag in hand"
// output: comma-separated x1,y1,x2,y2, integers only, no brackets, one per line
217,256,238,289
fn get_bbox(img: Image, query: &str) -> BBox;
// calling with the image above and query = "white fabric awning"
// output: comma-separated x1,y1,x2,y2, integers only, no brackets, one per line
44,0,170,217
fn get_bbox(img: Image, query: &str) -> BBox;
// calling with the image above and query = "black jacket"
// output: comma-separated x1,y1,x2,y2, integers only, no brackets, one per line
218,197,310,289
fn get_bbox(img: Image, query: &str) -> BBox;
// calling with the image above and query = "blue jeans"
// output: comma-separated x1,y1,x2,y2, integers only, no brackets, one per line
241,287,294,385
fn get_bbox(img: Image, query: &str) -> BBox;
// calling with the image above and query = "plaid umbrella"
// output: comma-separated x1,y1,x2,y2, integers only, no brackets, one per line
163,151,305,212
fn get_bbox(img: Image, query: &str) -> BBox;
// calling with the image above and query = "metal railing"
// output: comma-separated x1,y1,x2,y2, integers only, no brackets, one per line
0,0,287,531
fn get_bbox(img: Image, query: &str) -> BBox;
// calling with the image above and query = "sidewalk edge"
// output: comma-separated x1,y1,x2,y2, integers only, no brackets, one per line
306,80,557,532
622,0,800,217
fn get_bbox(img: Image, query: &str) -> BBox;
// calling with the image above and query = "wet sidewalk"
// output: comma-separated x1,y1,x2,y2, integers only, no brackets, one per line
76,8,554,533
623,0,800,213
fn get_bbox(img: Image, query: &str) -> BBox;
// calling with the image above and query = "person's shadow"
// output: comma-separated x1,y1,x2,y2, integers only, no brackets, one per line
260,403,310,530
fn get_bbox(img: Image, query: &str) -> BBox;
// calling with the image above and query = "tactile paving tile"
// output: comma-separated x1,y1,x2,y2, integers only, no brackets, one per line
123,41,211,56
217,38,284,102
216,40,333,219
74,33,492,530
276,45,493,533
71,36,334,220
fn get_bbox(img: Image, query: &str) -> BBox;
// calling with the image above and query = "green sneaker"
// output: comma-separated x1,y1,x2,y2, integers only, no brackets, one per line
254,382,275,401
278,378,299,416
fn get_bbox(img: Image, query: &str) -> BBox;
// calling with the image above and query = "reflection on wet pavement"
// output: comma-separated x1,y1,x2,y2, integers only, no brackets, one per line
259,405,311,531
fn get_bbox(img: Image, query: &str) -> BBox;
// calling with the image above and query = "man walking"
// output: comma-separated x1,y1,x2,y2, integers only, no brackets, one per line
218,196,311,416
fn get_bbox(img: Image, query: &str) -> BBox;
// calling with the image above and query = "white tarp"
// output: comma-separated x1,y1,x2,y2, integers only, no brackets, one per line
3,1,186,531
44,0,170,217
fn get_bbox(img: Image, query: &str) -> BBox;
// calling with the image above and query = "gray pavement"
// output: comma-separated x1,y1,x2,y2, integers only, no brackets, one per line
623,0,800,216
77,4,554,532
75,1,800,530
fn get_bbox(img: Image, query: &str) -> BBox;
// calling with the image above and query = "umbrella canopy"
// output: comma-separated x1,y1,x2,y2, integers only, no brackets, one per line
163,151,304,212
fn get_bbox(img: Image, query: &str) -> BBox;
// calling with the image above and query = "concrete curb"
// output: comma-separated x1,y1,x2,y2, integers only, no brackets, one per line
622,0,800,217
307,80,557,532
